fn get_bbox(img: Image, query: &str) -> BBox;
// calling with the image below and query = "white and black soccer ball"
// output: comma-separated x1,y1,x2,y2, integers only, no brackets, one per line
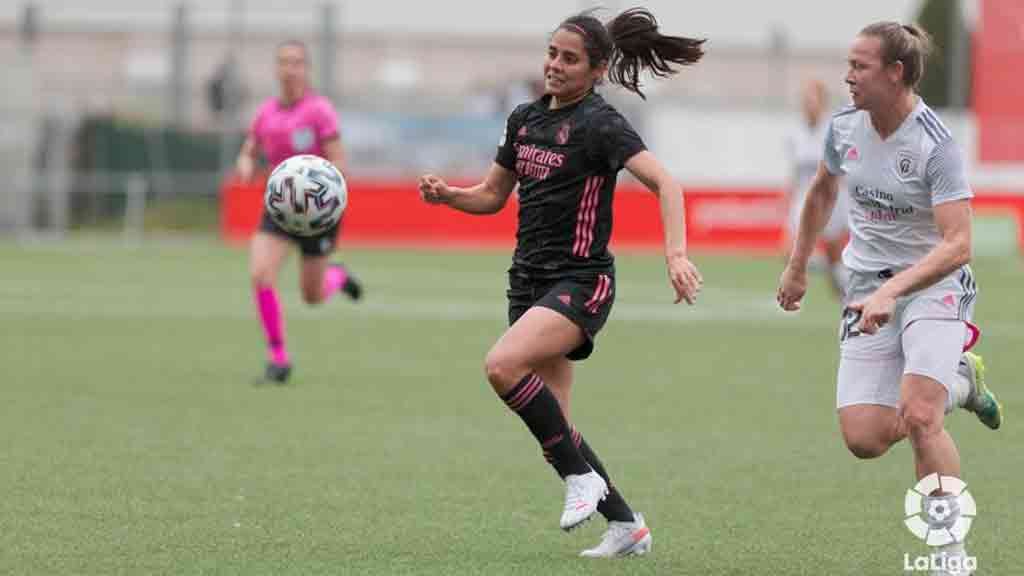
264,154,347,237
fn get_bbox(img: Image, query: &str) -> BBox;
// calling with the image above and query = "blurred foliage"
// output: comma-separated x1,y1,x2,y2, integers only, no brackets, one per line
917,0,972,108
70,116,241,228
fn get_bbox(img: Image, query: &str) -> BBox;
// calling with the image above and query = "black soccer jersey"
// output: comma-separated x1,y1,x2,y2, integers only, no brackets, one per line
495,92,646,278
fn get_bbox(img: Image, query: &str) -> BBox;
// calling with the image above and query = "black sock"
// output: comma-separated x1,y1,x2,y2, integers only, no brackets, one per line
501,374,591,477
573,427,636,523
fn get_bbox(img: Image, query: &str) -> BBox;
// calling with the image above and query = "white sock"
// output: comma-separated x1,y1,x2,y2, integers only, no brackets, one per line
950,357,974,410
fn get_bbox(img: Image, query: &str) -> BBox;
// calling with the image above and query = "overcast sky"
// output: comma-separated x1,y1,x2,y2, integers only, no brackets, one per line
2,0,924,49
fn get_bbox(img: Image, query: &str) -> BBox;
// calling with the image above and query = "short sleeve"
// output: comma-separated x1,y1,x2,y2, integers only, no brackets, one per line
315,98,340,141
585,109,646,171
822,120,843,175
926,139,973,206
495,107,524,171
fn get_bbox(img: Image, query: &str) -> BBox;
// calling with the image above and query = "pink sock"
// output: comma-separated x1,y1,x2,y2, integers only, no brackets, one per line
322,265,348,300
255,286,289,366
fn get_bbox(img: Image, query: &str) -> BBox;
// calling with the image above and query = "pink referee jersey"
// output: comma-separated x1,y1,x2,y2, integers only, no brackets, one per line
249,91,340,167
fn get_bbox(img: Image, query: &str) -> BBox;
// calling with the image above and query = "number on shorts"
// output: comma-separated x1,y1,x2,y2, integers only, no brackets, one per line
840,307,863,343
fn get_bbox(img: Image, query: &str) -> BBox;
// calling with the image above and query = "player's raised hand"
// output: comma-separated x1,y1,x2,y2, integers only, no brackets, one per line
418,174,451,205
777,264,808,311
667,253,702,305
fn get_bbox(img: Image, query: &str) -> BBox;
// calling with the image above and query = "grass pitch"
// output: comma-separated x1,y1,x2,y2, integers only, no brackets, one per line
0,239,1020,575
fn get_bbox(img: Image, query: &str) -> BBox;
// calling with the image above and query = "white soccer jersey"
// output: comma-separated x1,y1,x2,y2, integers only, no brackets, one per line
788,120,829,202
823,98,972,272
786,119,848,238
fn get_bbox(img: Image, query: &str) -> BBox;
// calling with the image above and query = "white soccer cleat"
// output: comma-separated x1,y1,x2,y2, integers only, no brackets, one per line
580,512,652,558
559,471,608,531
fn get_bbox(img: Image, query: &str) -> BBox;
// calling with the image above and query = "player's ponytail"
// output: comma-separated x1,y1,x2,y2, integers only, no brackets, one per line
557,8,705,100
860,21,934,89
606,8,705,99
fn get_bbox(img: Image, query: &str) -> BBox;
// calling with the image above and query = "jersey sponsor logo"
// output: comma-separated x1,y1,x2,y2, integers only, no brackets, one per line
896,150,917,181
555,121,572,145
513,143,566,180
291,127,315,151
852,185,915,222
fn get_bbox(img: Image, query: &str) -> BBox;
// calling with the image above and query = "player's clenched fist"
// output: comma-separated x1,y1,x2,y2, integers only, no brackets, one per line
419,174,450,205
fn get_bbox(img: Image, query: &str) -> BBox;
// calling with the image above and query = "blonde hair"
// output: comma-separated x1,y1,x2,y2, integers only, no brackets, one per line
859,22,934,89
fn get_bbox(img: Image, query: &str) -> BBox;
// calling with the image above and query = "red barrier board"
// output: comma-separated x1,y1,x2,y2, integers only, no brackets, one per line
973,0,1024,163
222,178,1024,253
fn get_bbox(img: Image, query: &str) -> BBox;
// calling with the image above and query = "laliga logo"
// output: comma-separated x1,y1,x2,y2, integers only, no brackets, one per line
904,473,976,546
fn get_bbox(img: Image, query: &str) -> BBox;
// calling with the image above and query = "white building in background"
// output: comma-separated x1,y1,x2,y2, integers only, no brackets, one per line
4,0,1015,196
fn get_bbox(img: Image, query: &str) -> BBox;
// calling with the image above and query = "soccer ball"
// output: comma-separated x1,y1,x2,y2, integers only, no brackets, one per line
264,154,347,237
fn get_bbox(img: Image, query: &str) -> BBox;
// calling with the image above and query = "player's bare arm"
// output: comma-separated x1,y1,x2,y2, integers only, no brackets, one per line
323,137,346,173
625,150,702,305
236,136,259,181
419,162,517,215
777,162,839,311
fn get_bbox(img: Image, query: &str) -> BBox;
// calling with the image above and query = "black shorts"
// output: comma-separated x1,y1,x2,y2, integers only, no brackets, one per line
258,211,339,257
507,269,616,361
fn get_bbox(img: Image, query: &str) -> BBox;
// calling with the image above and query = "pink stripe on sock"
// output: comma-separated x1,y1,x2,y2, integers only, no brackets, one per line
541,433,565,449
506,374,543,412
255,286,289,365
323,265,348,300
508,378,542,412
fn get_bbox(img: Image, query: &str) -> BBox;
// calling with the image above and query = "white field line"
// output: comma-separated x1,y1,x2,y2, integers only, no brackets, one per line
0,291,1019,338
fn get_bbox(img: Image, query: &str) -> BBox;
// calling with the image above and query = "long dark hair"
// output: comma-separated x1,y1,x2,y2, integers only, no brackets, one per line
559,7,705,99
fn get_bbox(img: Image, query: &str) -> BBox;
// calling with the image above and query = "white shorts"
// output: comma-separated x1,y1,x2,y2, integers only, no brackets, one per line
788,189,849,241
835,266,979,409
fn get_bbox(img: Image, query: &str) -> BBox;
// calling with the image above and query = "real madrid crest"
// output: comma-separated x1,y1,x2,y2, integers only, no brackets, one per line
555,121,572,146
896,149,917,181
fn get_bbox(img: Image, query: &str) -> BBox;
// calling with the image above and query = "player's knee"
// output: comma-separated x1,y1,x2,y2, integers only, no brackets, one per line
902,399,943,438
300,285,325,305
250,266,277,289
249,258,278,286
483,349,521,393
843,434,890,459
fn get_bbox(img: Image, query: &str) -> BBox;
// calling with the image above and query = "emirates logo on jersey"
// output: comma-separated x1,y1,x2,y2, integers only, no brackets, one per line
555,121,572,145
514,143,565,180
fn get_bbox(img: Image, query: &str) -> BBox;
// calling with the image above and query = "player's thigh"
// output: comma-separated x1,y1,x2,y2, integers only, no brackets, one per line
487,306,586,388
250,231,292,285
837,308,903,410
838,403,900,451
900,319,967,420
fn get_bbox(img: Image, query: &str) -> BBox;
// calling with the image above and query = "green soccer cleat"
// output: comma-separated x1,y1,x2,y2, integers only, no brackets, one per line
962,352,1002,430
